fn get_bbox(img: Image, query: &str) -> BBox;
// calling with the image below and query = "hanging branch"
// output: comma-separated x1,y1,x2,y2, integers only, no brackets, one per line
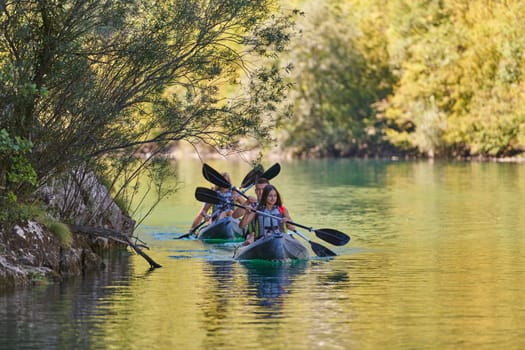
67,224,162,269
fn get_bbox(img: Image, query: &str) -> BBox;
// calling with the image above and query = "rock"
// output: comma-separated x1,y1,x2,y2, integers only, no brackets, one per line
0,170,134,289
39,170,135,234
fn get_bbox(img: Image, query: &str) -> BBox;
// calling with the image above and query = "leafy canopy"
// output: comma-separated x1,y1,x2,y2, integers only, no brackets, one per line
0,0,298,211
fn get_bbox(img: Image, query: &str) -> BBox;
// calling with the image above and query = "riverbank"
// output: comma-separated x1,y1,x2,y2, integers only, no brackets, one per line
0,171,135,290
158,141,525,163
0,221,123,289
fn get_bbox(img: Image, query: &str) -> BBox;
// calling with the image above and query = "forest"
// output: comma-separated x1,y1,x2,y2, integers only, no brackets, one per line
281,0,525,158
1,0,524,224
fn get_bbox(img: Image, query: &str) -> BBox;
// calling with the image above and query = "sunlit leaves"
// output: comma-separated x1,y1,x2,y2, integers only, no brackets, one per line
0,0,297,192
281,0,394,157
281,0,525,158
381,0,525,157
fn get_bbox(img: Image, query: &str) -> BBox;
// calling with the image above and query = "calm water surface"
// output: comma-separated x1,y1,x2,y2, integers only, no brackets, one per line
1,159,525,349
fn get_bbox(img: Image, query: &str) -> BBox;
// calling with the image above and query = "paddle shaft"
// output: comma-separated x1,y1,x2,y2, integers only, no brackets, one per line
236,200,336,257
175,218,209,239
239,202,349,246
200,168,312,230
176,208,220,239
292,229,336,257
293,229,314,242
233,202,313,232
190,217,207,233
196,186,336,236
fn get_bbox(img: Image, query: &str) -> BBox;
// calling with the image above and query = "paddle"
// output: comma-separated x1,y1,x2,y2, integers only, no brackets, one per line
202,163,230,188
240,168,263,189
174,220,205,239
194,187,338,256
203,163,281,197
177,164,260,240
175,209,219,239
241,163,281,191
195,187,350,246
292,230,337,257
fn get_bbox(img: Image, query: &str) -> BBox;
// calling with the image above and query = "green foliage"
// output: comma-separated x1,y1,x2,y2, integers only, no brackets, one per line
28,271,50,286
0,0,297,170
48,222,73,248
96,156,179,229
34,208,73,247
0,128,37,189
0,0,298,222
280,0,396,157
383,0,525,157
280,0,525,159
0,128,37,223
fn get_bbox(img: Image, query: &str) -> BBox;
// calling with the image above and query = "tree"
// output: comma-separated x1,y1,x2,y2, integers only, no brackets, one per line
0,0,297,219
443,0,525,156
383,0,525,157
382,0,461,157
279,0,395,157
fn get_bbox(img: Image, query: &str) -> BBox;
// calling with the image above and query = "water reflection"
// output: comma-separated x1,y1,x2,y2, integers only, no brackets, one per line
317,269,350,287
3,159,525,350
195,260,238,341
241,261,308,310
0,252,132,350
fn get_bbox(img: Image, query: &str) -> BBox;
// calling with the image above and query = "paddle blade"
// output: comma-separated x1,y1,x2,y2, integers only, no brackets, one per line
314,228,350,246
195,187,223,205
240,163,280,190
261,163,281,181
310,241,337,257
202,163,231,188
241,168,263,188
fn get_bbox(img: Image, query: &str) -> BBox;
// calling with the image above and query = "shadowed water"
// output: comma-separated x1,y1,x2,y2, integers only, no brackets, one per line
1,159,524,349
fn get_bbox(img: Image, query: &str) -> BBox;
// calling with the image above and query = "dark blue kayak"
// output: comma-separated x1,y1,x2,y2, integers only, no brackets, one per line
233,232,309,261
197,216,244,241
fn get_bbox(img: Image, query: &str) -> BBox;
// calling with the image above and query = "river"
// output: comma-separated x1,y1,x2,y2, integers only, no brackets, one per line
1,158,524,349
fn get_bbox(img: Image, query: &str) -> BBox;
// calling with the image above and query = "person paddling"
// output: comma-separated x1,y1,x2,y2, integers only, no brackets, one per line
232,177,270,219
234,177,269,244
190,172,239,232
239,184,295,245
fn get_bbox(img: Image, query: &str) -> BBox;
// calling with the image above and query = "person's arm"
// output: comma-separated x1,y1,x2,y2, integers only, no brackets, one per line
190,203,211,229
282,207,295,231
232,195,257,218
243,232,255,245
232,206,245,219
239,208,256,229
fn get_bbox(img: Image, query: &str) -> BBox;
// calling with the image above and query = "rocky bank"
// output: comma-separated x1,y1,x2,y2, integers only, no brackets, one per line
0,171,135,289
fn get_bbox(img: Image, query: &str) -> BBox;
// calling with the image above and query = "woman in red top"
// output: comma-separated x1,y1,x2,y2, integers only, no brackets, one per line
240,184,295,245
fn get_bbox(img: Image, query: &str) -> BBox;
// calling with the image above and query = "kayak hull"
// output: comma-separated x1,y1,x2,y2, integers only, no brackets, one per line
234,232,309,261
197,216,244,240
